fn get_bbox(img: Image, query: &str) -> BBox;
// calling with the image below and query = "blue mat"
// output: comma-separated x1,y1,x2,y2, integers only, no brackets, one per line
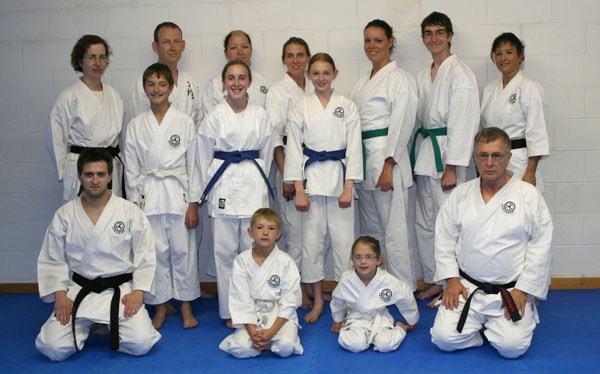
2,290,599,373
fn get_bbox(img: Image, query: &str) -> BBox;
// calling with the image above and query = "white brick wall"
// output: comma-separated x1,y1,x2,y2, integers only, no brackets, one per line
1,0,599,282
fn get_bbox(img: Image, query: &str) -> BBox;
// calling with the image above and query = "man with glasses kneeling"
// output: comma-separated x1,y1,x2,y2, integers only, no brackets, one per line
430,127,553,359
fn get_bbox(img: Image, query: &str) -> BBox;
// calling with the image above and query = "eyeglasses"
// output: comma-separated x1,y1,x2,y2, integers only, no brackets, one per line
352,255,378,261
475,152,509,161
423,29,447,39
83,54,110,64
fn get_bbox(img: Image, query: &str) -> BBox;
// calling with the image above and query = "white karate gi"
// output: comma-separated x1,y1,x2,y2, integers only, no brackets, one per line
127,70,203,128
351,61,418,290
36,194,161,361
284,93,363,283
50,80,124,201
430,176,553,359
331,268,419,353
219,246,303,358
481,71,549,192
265,74,314,269
124,106,201,304
198,101,273,318
413,55,480,283
202,71,271,116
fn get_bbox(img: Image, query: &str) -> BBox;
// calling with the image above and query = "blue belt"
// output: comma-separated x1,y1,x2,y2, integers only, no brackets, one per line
303,147,347,182
200,150,274,203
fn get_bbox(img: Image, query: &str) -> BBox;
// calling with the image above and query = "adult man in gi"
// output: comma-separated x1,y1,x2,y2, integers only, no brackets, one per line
36,149,161,361
411,12,480,300
430,127,552,359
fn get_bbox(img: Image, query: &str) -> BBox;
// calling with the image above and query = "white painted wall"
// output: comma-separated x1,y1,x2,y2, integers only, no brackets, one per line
1,0,598,282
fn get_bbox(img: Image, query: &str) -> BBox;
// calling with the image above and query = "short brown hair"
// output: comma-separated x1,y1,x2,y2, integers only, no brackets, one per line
474,127,511,153
250,208,281,229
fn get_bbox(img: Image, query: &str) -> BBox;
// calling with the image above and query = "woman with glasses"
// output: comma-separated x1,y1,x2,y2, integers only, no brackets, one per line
49,34,124,201
481,33,549,190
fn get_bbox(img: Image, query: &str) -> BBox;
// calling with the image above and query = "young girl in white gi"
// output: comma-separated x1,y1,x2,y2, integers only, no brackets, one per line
202,30,272,116
284,53,363,323
481,32,549,191
124,63,200,330
265,37,314,307
50,35,124,202
331,236,419,353
351,19,418,291
219,208,303,359
198,60,273,327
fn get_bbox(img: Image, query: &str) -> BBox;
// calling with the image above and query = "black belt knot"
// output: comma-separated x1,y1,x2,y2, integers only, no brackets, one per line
71,272,133,351
456,269,521,333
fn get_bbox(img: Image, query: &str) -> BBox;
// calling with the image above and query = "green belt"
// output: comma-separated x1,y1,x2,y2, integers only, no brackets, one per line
410,127,448,173
361,128,389,179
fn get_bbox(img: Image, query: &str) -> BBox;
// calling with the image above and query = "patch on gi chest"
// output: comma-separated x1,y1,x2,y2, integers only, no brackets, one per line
112,220,126,234
333,107,344,119
501,200,517,215
508,93,517,104
260,85,268,94
267,274,281,288
168,134,181,148
379,288,392,302
186,81,194,99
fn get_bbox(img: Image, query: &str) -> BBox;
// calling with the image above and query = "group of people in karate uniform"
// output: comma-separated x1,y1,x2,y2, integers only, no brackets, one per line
37,9,552,361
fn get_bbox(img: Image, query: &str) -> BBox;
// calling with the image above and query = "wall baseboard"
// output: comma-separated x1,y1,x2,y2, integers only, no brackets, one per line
2,277,599,294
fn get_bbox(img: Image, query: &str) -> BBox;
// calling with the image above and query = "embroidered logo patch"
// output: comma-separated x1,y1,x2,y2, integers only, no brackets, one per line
379,288,392,302
112,221,125,234
502,201,516,215
508,93,517,104
267,275,281,288
260,85,268,94
218,198,226,209
333,107,344,119
169,134,181,148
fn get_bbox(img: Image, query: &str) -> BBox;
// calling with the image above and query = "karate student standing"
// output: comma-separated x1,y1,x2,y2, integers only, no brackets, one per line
124,63,201,330
50,35,124,202
284,53,363,323
198,60,273,327
219,208,303,359
331,236,419,353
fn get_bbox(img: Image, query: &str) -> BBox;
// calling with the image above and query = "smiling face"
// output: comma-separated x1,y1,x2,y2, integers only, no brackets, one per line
225,33,252,64
363,26,393,67
422,24,452,57
248,216,281,252
223,62,251,102
81,43,108,83
351,241,382,285
283,43,310,81
307,60,337,95
152,26,185,66
493,41,523,81
144,73,173,108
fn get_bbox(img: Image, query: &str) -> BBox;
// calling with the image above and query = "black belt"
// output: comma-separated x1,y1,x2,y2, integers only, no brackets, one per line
71,272,133,351
69,145,126,199
457,269,521,333
511,138,527,149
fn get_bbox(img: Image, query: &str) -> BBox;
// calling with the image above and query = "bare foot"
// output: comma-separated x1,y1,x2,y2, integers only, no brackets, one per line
225,319,233,329
322,292,332,302
165,302,178,315
304,303,323,323
301,291,312,309
417,284,443,300
152,304,167,330
181,301,198,329
426,293,443,308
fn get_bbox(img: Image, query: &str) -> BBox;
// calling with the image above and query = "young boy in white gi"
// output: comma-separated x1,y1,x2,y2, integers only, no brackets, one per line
331,236,419,353
430,127,553,358
411,12,480,301
124,63,200,330
36,149,160,361
219,208,303,359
